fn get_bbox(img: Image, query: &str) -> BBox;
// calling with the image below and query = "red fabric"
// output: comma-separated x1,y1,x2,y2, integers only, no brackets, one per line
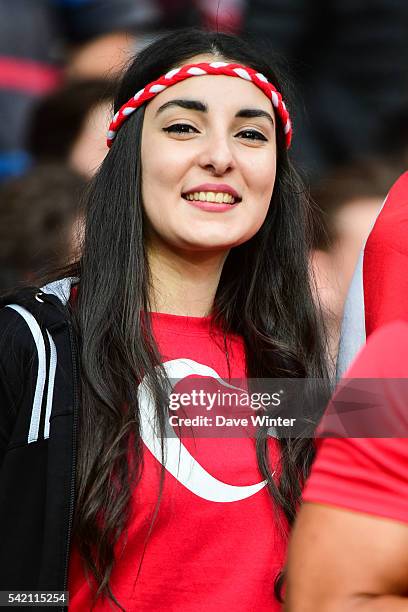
303,321,408,524
68,308,284,611
107,61,292,149
363,171,408,336
0,57,62,94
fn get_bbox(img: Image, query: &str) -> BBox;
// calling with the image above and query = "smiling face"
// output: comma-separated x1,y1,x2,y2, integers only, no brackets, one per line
140,56,277,256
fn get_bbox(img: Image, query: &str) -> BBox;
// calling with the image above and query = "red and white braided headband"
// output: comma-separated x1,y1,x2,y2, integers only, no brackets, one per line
107,61,292,149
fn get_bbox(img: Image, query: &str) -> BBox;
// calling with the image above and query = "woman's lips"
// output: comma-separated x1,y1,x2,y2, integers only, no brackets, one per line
181,184,242,212
182,183,242,204
185,198,238,212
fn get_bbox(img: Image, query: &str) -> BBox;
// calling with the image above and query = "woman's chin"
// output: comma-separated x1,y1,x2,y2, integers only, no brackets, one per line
149,228,249,253
175,237,239,253
174,228,248,251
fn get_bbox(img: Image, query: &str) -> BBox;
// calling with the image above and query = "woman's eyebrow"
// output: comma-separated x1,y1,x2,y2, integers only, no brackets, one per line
156,99,208,115
235,108,274,126
155,100,274,126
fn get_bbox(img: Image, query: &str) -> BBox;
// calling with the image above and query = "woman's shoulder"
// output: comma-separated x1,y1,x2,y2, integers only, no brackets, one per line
0,299,37,357
0,280,77,426
0,277,77,357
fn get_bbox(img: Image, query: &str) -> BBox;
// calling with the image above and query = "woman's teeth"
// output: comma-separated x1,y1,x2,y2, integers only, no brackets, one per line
184,191,236,204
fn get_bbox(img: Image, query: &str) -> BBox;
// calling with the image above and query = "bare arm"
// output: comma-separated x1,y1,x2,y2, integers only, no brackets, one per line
285,502,408,611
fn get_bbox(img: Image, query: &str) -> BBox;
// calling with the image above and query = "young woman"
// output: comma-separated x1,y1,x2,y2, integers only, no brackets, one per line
0,29,328,611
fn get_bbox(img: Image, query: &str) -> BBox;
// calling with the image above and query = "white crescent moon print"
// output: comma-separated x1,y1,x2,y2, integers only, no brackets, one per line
138,358,267,502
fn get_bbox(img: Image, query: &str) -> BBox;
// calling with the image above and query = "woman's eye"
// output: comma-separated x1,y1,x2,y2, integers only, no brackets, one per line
163,124,199,135
236,130,267,141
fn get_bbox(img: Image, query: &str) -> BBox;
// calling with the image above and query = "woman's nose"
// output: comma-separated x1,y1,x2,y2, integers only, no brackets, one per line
198,132,236,176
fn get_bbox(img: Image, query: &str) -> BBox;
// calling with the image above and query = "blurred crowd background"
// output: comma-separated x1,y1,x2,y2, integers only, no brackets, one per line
1,0,408,361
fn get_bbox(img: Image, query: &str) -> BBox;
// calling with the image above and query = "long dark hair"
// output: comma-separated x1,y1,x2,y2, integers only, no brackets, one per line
64,29,329,609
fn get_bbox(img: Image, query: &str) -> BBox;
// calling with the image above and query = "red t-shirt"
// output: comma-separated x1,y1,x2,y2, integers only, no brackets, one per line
363,171,408,336
68,309,285,611
303,321,408,524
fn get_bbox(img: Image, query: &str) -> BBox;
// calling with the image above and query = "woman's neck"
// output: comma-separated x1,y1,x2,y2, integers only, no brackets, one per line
148,243,228,317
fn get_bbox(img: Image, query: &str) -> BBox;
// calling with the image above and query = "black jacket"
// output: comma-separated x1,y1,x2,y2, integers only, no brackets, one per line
0,278,79,610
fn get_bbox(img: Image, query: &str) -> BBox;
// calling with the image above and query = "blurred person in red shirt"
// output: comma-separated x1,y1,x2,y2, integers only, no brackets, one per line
285,321,408,611
285,171,408,611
